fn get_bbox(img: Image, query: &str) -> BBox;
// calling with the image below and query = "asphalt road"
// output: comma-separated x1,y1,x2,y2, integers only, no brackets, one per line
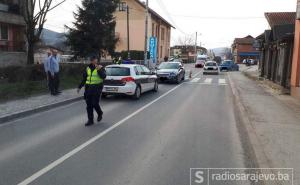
0,64,250,185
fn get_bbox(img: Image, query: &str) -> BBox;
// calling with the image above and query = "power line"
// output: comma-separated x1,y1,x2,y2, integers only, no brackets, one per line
170,14,265,20
153,0,190,35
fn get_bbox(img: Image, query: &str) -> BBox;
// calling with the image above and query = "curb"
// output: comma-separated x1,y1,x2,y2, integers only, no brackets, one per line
227,73,277,185
0,96,83,124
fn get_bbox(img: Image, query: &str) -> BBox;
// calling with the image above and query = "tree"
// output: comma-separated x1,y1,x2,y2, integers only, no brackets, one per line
176,35,195,46
24,0,66,65
66,0,119,60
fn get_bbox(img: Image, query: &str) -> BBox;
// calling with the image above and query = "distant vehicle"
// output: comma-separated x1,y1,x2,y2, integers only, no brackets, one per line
156,62,185,83
243,59,257,65
103,64,158,99
219,60,239,71
203,61,219,75
195,56,206,68
250,59,258,65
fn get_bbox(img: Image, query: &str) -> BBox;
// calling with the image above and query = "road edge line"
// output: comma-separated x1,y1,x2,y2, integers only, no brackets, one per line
17,84,183,185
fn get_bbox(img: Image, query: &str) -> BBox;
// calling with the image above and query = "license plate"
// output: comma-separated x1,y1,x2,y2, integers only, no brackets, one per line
105,87,118,92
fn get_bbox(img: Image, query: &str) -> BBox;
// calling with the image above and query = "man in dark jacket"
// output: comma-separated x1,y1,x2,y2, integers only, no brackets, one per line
77,56,106,126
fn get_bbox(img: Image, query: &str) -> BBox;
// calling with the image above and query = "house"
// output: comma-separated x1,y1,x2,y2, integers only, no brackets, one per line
114,0,174,62
34,45,64,64
256,12,295,89
231,35,259,63
170,45,207,62
0,0,27,67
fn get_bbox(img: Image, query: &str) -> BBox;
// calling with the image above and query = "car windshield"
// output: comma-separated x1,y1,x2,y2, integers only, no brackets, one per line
106,67,130,76
158,63,180,69
205,62,217,66
197,58,206,60
222,61,233,64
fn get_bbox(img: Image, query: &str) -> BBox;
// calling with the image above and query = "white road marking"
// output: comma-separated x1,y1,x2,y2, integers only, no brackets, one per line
192,71,202,78
190,78,201,83
17,84,183,185
204,78,212,84
219,79,226,84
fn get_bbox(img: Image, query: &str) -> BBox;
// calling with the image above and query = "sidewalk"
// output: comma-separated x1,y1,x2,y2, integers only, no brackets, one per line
228,69,300,184
0,89,84,124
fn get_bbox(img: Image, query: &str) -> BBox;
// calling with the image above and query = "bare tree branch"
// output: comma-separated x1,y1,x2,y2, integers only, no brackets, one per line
23,0,66,64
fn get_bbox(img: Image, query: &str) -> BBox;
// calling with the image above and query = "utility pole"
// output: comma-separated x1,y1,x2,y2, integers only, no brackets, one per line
144,0,149,67
127,5,130,60
194,32,198,62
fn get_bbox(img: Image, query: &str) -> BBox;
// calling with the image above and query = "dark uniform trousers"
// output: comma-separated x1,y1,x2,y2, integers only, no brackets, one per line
48,72,60,94
85,87,103,122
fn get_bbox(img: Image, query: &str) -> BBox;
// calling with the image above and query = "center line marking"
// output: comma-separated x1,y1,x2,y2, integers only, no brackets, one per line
18,84,183,185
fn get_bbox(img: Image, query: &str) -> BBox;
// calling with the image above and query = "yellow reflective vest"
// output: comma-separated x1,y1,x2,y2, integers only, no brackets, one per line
86,67,103,85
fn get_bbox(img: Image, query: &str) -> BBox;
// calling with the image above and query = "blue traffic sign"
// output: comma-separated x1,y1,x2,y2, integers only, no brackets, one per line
149,37,157,64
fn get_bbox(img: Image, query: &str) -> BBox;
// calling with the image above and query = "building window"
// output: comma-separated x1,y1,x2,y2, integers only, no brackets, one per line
161,28,165,41
118,2,127,11
0,24,8,40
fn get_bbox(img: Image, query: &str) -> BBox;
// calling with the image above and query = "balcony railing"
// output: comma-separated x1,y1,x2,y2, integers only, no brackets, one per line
0,41,26,52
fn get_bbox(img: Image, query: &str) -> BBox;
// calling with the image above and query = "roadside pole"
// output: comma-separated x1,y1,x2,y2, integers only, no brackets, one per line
127,5,131,60
144,0,149,67
194,32,197,62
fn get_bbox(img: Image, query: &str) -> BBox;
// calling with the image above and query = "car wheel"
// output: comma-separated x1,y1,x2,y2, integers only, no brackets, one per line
182,73,185,81
133,86,141,100
176,76,181,84
153,81,158,92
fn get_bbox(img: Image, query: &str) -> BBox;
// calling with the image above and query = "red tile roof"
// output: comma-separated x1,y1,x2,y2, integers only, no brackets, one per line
265,12,296,27
234,35,255,45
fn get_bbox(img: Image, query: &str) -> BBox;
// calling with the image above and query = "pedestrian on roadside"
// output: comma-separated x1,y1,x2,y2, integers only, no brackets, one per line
48,50,61,95
77,56,106,126
44,51,52,90
164,56,168,62
116,56,122,65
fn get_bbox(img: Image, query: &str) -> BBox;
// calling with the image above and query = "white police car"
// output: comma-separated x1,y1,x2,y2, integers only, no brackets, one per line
103,64,158,99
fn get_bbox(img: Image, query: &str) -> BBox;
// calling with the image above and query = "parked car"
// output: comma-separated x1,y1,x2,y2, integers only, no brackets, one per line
219,60,239,71
195,57,206,68
103,64,158,99
250,59,258,65
156,62,185,83
203,61,219,75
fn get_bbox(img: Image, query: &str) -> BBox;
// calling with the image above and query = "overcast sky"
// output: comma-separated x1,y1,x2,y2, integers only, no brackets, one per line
45,0,297,49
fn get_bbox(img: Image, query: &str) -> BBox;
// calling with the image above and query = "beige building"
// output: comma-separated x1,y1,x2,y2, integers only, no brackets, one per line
0,0,27,67
114,0,174,61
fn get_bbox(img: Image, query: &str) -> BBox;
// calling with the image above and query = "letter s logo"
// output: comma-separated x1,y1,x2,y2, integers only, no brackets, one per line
195,170,204,184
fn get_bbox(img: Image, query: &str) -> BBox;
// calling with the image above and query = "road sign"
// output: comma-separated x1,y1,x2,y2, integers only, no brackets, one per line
149,37,157,64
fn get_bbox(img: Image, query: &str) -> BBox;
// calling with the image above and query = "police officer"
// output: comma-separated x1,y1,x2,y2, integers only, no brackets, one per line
77,56,106,126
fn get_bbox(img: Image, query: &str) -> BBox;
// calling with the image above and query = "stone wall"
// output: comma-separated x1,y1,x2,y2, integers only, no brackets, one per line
0,52,27,67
